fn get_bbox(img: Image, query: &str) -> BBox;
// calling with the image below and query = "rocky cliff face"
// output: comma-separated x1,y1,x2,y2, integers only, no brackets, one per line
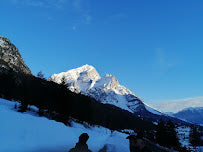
0,36,31,74
49,64,162,115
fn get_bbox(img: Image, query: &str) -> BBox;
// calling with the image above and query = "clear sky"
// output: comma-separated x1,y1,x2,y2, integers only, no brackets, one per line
1,0,203,108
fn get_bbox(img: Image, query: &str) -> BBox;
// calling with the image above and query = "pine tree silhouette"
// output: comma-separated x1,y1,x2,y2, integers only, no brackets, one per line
37,71,45,79
189,125,201,148
165,120,180,148
156,119,167,146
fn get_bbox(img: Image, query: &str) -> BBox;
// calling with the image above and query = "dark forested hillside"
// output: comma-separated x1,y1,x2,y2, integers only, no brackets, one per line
0,67,154,131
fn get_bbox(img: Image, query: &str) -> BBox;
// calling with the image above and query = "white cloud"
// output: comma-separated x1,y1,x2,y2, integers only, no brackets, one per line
153,96,203,113
10,0,67,9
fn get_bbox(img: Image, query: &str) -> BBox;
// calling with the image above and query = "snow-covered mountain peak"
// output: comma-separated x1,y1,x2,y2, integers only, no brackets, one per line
49,64,100,92
49,65,163,115
74,64,96,73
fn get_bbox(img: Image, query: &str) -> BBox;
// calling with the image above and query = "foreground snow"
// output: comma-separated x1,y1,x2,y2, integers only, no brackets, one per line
0,98,129,152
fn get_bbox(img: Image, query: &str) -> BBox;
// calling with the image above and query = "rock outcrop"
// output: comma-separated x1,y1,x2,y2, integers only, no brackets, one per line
0,36,31,74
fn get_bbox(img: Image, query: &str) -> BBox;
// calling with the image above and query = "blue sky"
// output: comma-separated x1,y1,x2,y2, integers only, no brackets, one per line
1,0,203,109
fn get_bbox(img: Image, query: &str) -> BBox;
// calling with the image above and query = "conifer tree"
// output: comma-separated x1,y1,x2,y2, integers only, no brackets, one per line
37,71,45,79
189,125,201,148
165,120,180,148
156,119,167,146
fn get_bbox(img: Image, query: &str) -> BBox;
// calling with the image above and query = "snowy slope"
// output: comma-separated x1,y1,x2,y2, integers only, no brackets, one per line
0,98,129,152
49,64,163,115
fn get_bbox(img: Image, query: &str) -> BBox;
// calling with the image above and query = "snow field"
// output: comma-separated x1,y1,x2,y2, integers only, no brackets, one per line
0,98,130,152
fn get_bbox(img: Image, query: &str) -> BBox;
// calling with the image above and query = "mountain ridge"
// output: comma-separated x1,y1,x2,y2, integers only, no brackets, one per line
173,107,203,124
49,64,163,115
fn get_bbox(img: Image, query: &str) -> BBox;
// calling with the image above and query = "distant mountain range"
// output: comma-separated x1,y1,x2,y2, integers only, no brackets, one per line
172,107,203,124
153,96,203,113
